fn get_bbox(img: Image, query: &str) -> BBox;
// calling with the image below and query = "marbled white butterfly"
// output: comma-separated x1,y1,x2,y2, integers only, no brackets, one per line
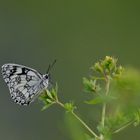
1,62,55,105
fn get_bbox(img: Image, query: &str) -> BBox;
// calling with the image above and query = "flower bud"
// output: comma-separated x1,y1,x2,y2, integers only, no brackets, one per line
102,56,117,72
94,62,103,73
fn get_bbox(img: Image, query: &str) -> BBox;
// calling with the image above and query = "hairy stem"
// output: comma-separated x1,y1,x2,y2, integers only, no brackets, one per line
100,76,110,140
113,121,134,134
71,111,99,138
56,100,99,138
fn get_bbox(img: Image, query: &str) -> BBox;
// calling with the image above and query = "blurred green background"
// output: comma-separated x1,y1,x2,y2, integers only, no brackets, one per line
0,0,140,140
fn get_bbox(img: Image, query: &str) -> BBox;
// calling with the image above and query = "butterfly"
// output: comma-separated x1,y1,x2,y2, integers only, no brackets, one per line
1,61,56,105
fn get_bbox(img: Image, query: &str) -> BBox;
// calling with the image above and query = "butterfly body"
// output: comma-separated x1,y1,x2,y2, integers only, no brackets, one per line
1,63,50,105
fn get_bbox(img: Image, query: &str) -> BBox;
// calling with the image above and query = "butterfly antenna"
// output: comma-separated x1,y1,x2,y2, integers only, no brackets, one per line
46,59,57,74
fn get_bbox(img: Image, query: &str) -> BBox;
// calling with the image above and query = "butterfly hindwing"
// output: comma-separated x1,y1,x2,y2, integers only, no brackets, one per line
1,64,44,105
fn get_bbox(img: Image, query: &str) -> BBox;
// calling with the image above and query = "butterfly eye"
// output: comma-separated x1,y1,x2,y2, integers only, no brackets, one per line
10,69,13,72
45,75,49,79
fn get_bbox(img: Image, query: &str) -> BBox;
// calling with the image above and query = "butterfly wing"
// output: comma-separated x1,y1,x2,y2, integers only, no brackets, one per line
1,63,44,105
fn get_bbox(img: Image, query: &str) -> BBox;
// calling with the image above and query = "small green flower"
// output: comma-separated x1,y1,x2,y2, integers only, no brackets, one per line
101,56,117,73
64,102,76,112
93,62,103,73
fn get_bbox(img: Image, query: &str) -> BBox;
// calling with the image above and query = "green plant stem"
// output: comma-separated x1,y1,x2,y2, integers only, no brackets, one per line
100,76,110,140
113,120,134,134
56,100,99,139
71,111,99,138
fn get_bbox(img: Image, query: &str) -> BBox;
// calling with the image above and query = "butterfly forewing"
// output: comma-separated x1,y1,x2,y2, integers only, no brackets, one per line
1,64,46,105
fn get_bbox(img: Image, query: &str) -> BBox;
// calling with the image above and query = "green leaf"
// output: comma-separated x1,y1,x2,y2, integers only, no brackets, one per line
46,90,54,99
39,83,58,111
92,62,103,73
133,108,140,126
51,83,58,98
85,95,117,105
85,97,103,105
83,78,101,93
46,98,53,103
41,103,53,111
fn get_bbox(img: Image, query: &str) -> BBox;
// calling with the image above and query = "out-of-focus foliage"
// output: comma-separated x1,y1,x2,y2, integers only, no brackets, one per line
83,56,140,140
106,68,140,132
112,68,140,110
64,113,86,140
109,68,140,117
39,56,140,140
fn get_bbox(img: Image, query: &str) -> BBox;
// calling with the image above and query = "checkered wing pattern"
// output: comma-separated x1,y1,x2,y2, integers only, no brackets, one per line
1,64,44,105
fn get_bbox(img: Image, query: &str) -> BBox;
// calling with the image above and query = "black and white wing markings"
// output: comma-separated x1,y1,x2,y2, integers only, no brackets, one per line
1,64,44,105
